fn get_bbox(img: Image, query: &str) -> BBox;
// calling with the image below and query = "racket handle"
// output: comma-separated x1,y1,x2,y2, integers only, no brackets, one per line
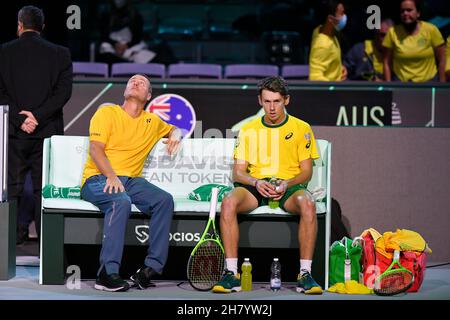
209,187,219,219
394,250,400,261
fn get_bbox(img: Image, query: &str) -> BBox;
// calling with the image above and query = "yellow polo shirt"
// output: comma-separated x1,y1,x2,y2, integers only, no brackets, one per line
82,104,173,186
383,21,444,82
309,26,342,81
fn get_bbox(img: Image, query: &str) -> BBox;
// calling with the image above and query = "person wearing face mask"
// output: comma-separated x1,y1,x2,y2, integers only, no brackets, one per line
383,0,445,82
309,0,347,81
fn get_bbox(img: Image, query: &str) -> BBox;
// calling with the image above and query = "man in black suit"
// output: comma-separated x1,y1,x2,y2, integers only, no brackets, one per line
0,5,73,244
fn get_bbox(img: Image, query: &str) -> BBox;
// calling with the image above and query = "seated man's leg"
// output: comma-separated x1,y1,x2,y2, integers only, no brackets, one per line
81,175,132,291
213,187,259,293
282,188,322,294
125,177,174,288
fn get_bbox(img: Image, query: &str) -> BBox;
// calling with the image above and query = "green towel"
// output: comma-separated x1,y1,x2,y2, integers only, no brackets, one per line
42,184,81,199
188,184,232,202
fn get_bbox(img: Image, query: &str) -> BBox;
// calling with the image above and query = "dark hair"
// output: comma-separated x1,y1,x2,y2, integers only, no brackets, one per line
400,0,422,12
317,0,343,22
18,6,45,32
257,76,289,97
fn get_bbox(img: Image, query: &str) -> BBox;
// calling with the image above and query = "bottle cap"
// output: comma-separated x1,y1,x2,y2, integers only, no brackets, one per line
273,258,279,261
244,257,250,262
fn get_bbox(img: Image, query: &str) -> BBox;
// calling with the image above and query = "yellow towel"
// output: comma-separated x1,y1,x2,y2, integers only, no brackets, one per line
328,280,373,294
376,229,432,259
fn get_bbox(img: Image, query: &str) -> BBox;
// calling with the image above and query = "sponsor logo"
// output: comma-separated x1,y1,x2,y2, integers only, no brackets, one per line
146,118,152,124
285,132,293,140
135,225,149,244
147,94,196,138
135,225,200,243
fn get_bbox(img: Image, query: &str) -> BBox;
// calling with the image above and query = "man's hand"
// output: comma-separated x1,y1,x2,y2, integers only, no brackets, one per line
19,110,38,134
255,179,278,198
272,180,288,201
103,175,125,194
163,128,182,156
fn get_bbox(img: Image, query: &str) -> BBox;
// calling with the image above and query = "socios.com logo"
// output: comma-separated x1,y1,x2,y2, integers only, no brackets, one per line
146,94,196,138
135,225,200,243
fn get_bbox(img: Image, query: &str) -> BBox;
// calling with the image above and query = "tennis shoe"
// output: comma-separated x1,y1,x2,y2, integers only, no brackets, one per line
296,270,323,294
130,266,158,289
212,270,241,293
94,267,130,292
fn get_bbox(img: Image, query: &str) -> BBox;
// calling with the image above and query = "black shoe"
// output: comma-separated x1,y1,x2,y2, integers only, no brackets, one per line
94,267,130,292
130,266,158,289
16,226,29,245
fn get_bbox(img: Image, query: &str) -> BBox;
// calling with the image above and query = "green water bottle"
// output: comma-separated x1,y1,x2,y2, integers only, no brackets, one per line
241,258,252,291
268,177,279,209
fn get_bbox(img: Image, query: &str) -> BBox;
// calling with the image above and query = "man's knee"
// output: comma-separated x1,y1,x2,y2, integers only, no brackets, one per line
220,195,240,218
293,195,316,220
113,196,132,213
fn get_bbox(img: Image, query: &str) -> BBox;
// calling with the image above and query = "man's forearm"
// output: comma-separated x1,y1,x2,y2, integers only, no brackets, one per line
233,169,258,187
284,170,312,189
90,146,116,178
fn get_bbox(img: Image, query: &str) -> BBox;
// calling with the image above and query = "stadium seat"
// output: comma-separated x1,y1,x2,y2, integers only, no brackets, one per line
167,63,222,79
224,64,279,79
111,63,165,78
281,64,309,80
72,62,109,78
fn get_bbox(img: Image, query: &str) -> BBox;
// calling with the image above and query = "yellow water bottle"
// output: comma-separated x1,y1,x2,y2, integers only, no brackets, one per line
241,258,252,291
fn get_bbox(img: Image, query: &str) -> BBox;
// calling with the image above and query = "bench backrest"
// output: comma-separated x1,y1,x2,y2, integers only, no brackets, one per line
42,136,330,199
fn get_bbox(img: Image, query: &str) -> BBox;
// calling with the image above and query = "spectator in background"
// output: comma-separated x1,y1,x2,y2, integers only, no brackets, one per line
446,35,450,81
383,0,446,82
344,19,394,81
0,6,72,245
98,0,153,64
98,0,176,66
309,0,347,81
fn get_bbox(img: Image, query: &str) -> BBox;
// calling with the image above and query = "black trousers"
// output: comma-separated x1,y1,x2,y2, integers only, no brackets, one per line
8,138,43,238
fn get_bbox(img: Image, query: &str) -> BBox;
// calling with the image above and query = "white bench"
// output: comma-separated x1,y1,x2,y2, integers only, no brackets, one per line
40,136,331,287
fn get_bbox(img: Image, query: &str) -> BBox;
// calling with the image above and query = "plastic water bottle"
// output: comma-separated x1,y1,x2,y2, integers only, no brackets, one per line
241,258,252,291
270,258,282,291
268,177,280,209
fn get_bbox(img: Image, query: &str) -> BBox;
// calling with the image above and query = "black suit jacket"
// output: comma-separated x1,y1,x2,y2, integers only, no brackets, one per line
0,31,73,139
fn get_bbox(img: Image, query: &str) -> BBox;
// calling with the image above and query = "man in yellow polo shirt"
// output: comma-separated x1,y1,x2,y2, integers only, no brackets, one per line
81,74,181,292
309,0,347,81
383,0,445,82
213,76,322,295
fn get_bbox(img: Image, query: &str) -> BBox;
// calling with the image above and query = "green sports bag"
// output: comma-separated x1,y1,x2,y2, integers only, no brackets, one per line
329,236,362,286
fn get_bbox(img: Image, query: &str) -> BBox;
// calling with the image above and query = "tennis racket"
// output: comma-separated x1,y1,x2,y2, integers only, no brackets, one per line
187,187,225,291
374,250,414,296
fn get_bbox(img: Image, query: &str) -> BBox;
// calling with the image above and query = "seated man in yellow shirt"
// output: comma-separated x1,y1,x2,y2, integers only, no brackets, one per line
383,0,445,82
309,0,347,81
344,19,393,81
81,74,181,292
213,76,322,295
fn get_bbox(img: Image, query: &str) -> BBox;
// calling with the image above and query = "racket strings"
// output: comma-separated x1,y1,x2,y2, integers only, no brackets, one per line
376,270,413,295
187,241,224,290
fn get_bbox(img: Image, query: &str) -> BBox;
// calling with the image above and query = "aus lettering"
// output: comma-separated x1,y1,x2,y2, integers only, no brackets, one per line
336,105,385,126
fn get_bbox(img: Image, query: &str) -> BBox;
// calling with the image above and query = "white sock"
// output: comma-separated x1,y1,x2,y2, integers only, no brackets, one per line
226,258,238,275
300,259,312,275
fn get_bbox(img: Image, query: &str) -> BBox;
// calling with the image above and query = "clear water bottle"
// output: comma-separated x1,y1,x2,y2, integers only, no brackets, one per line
241,258,252,291
270,258,281,291
268,177,280,209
